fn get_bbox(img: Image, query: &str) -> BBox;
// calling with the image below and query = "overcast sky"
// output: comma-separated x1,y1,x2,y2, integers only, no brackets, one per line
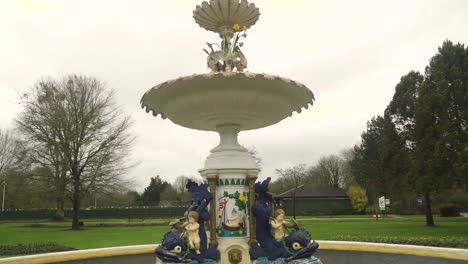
1,0,467,191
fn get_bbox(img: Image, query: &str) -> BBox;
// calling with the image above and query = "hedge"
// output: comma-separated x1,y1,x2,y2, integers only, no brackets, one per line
440,204,461,217
0,242,76,256
0,207,187,220
332,235,468,249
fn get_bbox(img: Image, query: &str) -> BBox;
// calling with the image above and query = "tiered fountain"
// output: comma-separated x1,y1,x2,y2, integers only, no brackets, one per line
1,1,468,264
141,0,319,263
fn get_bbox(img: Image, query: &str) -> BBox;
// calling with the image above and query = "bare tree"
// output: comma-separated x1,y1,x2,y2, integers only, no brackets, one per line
339,148,356,189
173,175,192,193
31,143,68,219
275,164,307,219
0,129,21,211
311,155,343,188
306,166,329,186
16,75,134,229
16,79,73,220
0,129,21,175
173,175,195,204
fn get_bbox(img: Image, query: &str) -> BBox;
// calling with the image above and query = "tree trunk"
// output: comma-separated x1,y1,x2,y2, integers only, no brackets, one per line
54,167,67,221
424,191,434,226
292,189,296,220
54,178,66,221
71,178,81,230
54,198,65,221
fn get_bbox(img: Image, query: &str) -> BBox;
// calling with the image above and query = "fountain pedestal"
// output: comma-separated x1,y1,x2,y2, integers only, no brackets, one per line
200,124,259,264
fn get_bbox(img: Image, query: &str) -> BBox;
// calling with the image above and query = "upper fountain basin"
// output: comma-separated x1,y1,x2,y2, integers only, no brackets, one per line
193,0,260,34
141,72,314,131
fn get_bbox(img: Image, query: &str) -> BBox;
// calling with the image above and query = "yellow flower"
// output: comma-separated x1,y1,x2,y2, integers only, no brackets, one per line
242,26,248,31
239,194,247,203
233,23,240,30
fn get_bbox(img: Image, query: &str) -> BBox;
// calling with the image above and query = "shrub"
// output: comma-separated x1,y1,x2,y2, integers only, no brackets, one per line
448,192,468,211
50,214,65,222
347,185,368,213
332,235,467,249
0,242,76,256
440,203,460,217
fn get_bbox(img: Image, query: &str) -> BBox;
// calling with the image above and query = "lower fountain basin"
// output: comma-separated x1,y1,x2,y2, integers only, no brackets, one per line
1,242,466,264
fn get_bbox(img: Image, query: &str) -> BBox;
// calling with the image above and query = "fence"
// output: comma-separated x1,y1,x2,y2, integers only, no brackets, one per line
0,207,187,220
0,198,355,220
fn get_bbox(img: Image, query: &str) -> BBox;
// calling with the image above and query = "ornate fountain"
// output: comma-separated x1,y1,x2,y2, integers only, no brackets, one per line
141,0,319,263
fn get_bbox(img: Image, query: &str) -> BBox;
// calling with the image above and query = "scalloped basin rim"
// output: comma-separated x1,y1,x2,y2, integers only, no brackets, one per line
140,72,315,131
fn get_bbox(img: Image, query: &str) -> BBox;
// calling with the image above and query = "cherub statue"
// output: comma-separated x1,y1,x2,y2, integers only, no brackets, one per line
156,180,219,262
183,211,201,255
270,209,286,241
185,180,211,254
270,209,298,241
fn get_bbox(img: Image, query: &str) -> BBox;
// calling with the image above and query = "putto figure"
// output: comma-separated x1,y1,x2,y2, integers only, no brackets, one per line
271,209,300,241
270,209,286,241
185,180,211,255
183,211,201,254
155,180,220,263
250,177,320,263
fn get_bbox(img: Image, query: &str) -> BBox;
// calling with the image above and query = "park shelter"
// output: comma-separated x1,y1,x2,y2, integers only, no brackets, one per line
277,184,353,215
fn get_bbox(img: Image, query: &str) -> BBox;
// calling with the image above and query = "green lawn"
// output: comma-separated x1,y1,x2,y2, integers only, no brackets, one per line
300,216,468,246
0,215,467,257
0,223,165,250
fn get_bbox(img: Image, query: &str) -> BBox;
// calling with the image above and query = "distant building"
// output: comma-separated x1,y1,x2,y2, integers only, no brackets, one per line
276,184,353,215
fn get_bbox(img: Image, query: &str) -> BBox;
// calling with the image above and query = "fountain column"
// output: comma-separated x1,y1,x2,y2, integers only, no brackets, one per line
200,124,259,264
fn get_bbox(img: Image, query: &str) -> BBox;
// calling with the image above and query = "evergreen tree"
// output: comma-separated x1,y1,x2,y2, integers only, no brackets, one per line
351,115,408,206
141,176,169,206
386,71,424,151
381,113,411,198
350,116,387,202
385,71,424,211
413,40,467,226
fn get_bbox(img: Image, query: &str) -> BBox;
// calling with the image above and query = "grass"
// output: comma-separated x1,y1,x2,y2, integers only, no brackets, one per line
298,216,468,245
296,214,376,219
0,215,467,257
0,223,166,250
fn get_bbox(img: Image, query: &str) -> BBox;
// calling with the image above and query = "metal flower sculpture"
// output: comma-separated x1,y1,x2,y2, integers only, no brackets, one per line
203,24,248,72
